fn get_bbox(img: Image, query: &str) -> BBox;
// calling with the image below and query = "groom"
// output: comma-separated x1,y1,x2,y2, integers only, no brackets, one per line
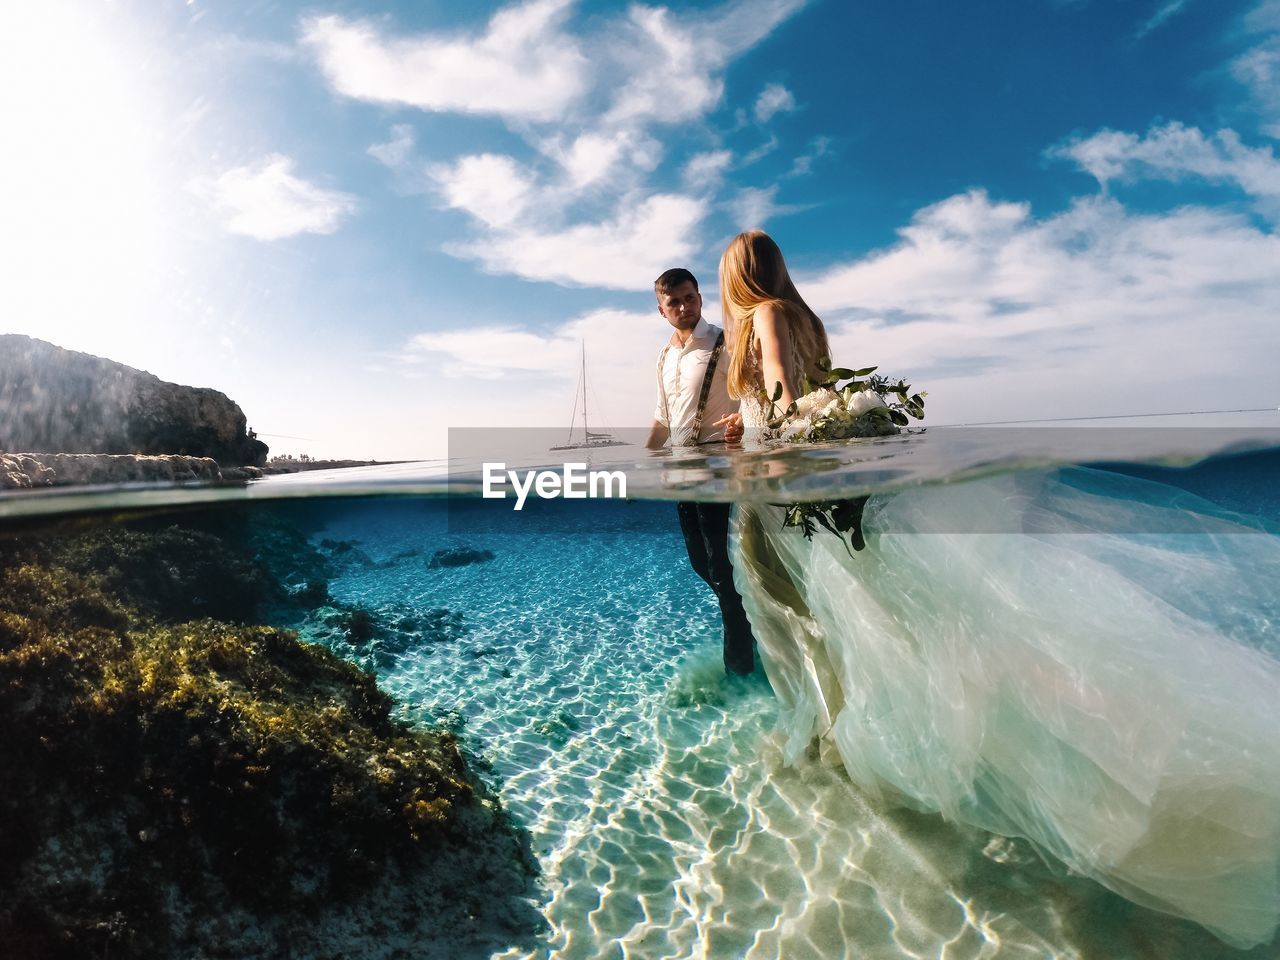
645,267,755,676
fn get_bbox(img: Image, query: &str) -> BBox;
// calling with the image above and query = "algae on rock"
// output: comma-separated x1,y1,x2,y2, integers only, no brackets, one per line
0,513,539,959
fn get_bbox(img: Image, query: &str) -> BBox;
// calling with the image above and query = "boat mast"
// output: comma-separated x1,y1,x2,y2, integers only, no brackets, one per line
580,342,588,445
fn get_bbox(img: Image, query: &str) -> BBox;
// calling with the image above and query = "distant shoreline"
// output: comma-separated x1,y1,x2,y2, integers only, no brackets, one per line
1,453,426,489
262,459,417,475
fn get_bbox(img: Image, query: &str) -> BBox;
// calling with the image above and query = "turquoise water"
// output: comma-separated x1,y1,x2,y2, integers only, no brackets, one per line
284,451,1275,958
4,429,1280,958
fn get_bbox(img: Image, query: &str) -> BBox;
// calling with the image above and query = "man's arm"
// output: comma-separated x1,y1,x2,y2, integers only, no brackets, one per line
645,419,670,450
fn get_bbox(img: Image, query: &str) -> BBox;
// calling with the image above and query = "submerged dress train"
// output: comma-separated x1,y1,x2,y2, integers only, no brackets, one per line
730,448,1280,948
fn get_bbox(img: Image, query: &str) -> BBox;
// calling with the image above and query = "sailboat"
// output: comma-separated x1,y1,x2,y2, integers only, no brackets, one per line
550,343,629,451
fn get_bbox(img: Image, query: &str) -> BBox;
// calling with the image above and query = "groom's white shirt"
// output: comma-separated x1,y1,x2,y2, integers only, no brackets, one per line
653,316,738,445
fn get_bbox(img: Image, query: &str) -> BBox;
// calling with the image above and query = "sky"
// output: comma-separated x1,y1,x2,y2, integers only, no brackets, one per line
0,0,1277,460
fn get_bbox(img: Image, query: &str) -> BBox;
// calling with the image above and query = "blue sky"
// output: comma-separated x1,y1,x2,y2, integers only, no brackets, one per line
1,0,1277,458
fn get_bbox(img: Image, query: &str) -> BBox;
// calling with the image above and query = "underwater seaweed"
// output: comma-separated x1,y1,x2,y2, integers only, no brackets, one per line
0,513,539,959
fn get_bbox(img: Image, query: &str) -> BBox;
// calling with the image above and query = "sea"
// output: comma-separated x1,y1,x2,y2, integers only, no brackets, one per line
4,418,1280,960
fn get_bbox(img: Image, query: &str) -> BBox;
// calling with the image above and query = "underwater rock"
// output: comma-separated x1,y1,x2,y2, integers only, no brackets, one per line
0,334,267,466
317,537,377,572
370,548,423,570
250,513,338,602
427,547,496,569
0,521,538,958
416,607,469,644
532,711,581,747
46,523,273,625
287,578,333,607
305,604,469,671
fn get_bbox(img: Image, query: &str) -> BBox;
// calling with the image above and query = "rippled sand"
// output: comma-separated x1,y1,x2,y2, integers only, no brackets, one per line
301,499,1275,960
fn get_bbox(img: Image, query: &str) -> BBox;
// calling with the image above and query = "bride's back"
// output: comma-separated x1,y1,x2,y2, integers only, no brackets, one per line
720,230,830,399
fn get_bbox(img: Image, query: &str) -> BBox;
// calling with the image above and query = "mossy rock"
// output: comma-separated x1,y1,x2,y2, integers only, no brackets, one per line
298,602,470,673
0,518,539,958
427,547,496,569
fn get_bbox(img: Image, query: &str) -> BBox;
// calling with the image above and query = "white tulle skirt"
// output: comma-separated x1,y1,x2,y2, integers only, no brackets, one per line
730,466,1280,948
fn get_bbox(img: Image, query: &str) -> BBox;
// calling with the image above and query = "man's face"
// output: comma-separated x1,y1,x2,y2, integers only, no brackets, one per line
657,281,702,333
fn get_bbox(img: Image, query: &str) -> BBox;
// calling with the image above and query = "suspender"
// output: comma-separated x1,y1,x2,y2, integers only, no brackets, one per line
658,331,725,446
688,331,726,444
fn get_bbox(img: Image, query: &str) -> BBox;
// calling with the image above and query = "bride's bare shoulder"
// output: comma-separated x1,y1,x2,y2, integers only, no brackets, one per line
752,301,787,339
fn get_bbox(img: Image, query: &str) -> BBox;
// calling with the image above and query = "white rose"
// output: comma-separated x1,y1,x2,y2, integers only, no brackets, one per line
779,419,811,442
793,388,841,418
847,389,889,416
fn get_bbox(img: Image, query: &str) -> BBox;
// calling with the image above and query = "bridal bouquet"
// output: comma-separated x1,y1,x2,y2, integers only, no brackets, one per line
762,360,926,553
761,359,925,441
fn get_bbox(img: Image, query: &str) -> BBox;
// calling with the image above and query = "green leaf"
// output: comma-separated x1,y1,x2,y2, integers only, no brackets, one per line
816,356,832,371
852,366,878,377
812,510,857,559
889,409,909,426
771,381,784,403
828,367,855,380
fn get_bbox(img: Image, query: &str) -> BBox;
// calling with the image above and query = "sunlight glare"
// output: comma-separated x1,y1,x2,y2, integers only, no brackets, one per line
0,2,182,362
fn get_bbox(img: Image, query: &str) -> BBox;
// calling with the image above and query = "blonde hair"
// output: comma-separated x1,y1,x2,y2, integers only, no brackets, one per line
719,230,830,399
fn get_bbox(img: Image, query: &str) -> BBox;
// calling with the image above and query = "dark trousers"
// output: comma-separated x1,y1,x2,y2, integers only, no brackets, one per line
677,502,756,675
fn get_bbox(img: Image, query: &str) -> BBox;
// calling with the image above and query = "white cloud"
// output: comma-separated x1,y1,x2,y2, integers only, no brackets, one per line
305,0,811,288
402,308,648,374
448,193,707,289
402,326,580,380
398,308,665,430
1050,122,1280,217
367,124,416,169
431,153,534,229
803,190,1280,423
742,135,780,166
1234,44,1280,137
206,34,297,63
204,154,357,240
683,150,734,190
1135,0,1188,38
602,0,809,126
1235,1,1280,138
562,132,631,187
1247,0,1280,28
788,135,832,177
754,82,797,123
729,185,785,228
540,129,662,189
301,0,588,122
604,6,721,126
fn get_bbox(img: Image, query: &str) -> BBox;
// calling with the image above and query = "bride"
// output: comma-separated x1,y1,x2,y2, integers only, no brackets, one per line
714,230,1280,949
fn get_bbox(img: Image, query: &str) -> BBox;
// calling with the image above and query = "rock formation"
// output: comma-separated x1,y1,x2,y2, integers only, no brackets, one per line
0,452,261,489
0,515,540,958
0,335,268,467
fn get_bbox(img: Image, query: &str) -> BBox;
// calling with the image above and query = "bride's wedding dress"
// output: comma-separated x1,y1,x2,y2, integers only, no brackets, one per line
731,397,1280,947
